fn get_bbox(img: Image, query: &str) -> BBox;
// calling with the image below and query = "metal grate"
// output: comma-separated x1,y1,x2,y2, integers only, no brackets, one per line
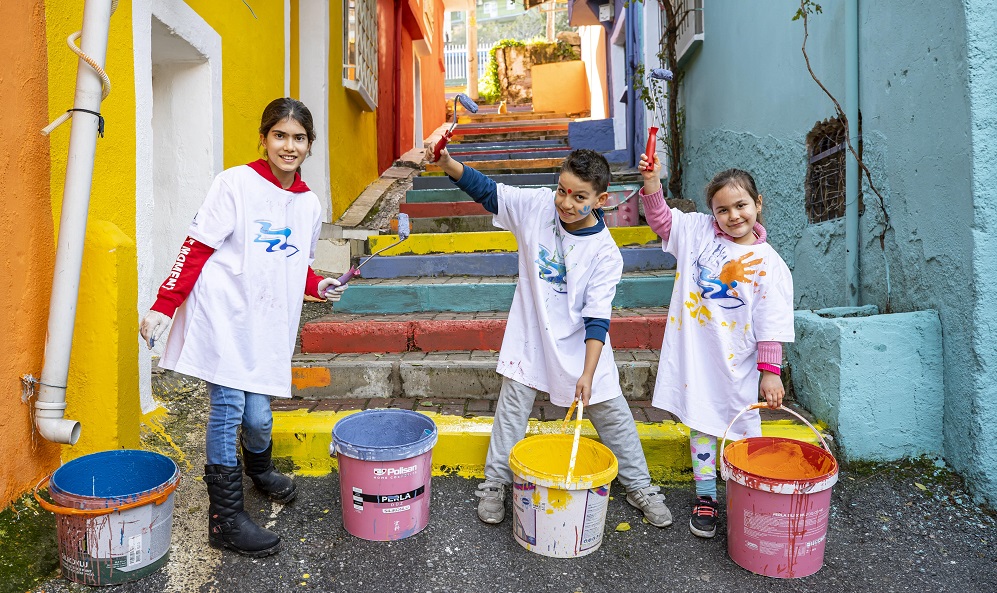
805,117,858,223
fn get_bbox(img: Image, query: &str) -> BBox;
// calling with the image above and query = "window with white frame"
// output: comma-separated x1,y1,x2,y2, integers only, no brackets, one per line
343,0,377,111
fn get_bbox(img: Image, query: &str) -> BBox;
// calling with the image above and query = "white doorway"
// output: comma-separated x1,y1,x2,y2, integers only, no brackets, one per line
413,54,424,149
134,0,222,413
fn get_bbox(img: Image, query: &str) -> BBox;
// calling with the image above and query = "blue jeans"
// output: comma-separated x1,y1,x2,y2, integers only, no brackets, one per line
205,382,274,466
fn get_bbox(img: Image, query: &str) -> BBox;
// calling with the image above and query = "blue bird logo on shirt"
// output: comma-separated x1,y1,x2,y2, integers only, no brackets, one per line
536,244,567,293
253,220,299,257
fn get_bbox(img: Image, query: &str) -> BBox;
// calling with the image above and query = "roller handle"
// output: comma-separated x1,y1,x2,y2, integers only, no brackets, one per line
336,266,361,286
642,126,659,171
432,129,454,162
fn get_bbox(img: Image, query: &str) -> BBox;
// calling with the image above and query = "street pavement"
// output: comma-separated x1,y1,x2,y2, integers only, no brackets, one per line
25,469,997,593
25,384,997,593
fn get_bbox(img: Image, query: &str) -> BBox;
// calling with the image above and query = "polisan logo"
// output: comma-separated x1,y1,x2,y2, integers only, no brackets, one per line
373,465,417,476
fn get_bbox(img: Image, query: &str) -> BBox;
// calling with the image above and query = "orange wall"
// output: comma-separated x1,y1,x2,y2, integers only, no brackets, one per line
419,0,447,141
0,0,61,509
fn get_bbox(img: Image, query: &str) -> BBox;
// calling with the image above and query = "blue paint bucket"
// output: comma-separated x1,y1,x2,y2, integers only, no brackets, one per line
35,450,180,586
330,409,438,540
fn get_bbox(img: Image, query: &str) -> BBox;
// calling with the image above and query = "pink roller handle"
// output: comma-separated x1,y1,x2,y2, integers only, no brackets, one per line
336,266,361,285
643,126,659,171
432,129,454,162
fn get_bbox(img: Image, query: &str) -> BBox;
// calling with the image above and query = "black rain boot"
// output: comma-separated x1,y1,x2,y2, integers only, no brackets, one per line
203,463,281,557
242,440,297,503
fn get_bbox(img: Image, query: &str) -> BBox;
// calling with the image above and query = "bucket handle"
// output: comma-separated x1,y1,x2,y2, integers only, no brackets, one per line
33,474,179,517
563,399,585,483
719,403,835,465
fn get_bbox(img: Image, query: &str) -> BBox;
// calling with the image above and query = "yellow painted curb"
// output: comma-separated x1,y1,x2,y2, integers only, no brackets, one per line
272,410,826,484
368,226,661,256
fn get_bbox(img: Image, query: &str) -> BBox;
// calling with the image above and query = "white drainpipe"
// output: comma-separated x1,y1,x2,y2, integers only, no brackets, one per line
36,0,114,445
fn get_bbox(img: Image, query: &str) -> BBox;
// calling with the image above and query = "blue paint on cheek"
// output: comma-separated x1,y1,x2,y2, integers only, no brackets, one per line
580,205,591,215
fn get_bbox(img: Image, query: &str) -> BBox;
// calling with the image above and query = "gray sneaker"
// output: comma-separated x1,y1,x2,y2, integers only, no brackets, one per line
626,485,673,527
475,481,506,524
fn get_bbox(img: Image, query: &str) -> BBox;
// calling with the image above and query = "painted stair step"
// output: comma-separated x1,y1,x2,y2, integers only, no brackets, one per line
447,139,566,150
424,157,566,173
273,402,822,480
458,112,567,123
412,173,559,189
452,149,572,162
456,131,569,143
357,247,677,279
410,215,496,234
367,226,661,256
448,145,568,157
290,348,663,400
330,272,674,314
400,201,492,218
405,186,547,204
452,118,576,129
405,183,638,204
300,308,669,354
453,123,569,135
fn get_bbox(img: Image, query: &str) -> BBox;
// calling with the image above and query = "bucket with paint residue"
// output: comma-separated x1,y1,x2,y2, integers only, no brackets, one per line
330,409,438,541
602,185,641,227
721,404,838,579
34,450,180,586
509,434,618,558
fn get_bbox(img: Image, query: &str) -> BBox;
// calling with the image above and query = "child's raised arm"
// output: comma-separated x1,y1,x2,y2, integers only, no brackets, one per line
638,152,672,241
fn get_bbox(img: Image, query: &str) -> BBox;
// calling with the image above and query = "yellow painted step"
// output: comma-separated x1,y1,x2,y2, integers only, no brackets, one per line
272,410,826,481
368,226,661,255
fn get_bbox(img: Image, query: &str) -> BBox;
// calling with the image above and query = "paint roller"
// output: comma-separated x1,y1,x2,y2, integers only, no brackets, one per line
332,213,411,288
642,68,674,171
430,94,480,162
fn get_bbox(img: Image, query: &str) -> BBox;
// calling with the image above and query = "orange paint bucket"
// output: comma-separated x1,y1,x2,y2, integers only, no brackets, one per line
720,405,839,578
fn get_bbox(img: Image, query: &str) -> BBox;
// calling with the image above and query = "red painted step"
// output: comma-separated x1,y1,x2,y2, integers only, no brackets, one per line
399,201,490,218
301,312,668,354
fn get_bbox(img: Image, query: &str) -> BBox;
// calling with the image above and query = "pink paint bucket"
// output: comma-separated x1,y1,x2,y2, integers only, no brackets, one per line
602,185,640,227
720,405,839,578
330,409,438,541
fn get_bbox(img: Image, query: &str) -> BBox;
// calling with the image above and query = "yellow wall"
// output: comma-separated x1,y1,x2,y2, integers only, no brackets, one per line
185,0,286,168
327,6,379,220
532,61,591,115
45,1,141,462
0,0,61,509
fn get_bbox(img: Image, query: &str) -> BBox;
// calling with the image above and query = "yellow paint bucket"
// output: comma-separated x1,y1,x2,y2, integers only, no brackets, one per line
509,434,618,558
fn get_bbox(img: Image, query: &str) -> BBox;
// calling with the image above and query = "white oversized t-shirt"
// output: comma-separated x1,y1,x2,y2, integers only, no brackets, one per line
651,211,794,439
492,184,624,406
159,165,322,398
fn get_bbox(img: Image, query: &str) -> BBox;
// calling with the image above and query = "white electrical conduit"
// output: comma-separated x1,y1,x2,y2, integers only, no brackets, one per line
35,0,117,445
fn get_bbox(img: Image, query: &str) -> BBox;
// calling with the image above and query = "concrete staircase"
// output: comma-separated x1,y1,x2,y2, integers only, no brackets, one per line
272,108,825,479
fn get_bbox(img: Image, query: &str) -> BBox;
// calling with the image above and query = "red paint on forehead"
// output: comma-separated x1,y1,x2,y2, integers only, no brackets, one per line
566,188,572,194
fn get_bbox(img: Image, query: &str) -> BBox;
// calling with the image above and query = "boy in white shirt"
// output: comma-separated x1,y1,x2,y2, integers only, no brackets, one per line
426,145,673,527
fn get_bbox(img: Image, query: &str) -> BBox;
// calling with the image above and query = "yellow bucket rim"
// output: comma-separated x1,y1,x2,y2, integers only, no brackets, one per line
509,434,618,490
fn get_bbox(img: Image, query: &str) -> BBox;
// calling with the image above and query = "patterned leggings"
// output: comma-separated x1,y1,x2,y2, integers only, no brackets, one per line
690,429,718,498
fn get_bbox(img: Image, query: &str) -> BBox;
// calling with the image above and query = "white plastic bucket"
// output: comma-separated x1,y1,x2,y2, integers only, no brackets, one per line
509,434,618,558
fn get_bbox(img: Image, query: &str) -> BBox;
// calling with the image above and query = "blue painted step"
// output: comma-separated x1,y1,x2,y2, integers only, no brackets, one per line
334,272,674,314
449,139,566,151
412,173,560,190
358,247,675,279
455,150,571,162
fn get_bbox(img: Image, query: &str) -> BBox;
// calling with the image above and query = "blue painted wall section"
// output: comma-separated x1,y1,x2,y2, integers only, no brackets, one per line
567,119,617,152
674,0,994,502
788,307,944,461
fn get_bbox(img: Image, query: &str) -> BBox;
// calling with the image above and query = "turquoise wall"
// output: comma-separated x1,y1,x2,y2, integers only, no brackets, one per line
675,0,994,503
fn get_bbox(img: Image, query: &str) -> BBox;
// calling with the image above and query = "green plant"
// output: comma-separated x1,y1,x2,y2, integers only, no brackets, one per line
480,38,579,104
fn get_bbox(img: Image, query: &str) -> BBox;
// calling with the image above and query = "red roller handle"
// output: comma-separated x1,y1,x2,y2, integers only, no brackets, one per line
432,129,454,162
643,126,659,171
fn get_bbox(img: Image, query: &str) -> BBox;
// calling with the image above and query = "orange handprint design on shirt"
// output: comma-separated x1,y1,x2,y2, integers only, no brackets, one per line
719,252,763,288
